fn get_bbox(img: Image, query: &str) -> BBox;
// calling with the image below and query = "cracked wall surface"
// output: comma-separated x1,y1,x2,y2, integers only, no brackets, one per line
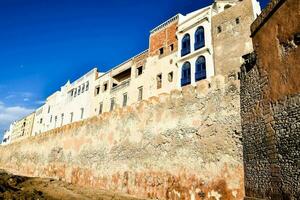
0,75,242,200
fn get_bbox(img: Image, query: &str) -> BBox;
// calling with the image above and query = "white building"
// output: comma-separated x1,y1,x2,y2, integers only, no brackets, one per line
1,123,15,145
32,68,101,135
27,0,261,138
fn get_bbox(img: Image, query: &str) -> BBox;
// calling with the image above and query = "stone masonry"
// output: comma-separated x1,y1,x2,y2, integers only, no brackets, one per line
0,75,243,200
241,0,300,199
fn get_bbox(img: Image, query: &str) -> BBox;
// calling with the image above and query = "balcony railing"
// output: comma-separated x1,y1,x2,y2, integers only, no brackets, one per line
111,79,131,93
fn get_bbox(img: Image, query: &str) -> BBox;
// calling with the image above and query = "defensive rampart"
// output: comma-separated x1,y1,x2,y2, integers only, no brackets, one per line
0,75,243,200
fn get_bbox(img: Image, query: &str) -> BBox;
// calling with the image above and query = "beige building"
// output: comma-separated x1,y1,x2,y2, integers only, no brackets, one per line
6,0,261,140
10,112,35,142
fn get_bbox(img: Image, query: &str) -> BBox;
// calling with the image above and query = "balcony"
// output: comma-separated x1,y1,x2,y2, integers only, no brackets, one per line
111,79,131,93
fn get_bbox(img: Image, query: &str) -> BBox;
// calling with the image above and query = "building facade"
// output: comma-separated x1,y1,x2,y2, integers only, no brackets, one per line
32,68,100,135
10,113,35,142
5,0,261,142
1,123,15,145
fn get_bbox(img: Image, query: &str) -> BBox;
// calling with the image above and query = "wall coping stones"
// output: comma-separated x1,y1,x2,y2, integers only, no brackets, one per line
251,0,286,37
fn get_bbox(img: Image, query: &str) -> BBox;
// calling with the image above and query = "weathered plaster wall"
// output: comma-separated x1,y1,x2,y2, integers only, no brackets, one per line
241,0,300,199
212,0,256,77
0,75,243,200
251,0,300,101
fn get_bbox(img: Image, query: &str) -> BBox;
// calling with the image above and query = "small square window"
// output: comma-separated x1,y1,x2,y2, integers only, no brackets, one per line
137,66,143,76
157,74,162,89
217,26,222,33
159,47,164,55
95,86,100,95
103,82,108,92
78,86,81,95
110,98,115,111
138,86,143,101
168,72,174,82
123,93,128,107
170,44,174,52
99,102,103,115
86,81,89,91
82,84,85,93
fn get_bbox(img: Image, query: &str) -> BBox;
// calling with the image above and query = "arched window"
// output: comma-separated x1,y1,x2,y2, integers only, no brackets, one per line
181,34,191,57
195,26,205,50
195,56,207,81
181,62,191,86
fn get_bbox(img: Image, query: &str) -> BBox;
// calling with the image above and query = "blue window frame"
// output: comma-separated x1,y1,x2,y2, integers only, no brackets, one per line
195,56,207,81
181,34,191,57
181,62,191,86
195,26,205,50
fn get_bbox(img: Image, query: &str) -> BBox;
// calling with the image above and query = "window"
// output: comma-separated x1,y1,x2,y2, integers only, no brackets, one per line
80,108,84,119
103,82,108,92
170,44,174,52
159,47,164,55
70,112,73,123
195,26,205,50
123,93,128,107
48,106,51,113
99,102,103,115
157,74,162,89
54,116,57,128
61,114,64,126
195,56,207,81
95,86,100,96
81,84,85,93
168,72,174,82
74,88,77,97
70,89,74,97
236,17,240,24
181,34,191,57
110,98,115,111
50,115,52,123
40,118,43,124
86,81,89,91
181,62,191,87
137,66,143,76
224,4,232,10
217,26,222,33
138,86,143,101
78,86,81,95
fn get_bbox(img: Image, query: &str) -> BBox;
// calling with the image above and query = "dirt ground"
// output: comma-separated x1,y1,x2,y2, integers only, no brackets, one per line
0,170,145,200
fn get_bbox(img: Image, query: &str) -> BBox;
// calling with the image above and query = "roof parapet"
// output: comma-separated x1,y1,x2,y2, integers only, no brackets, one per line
150,14,179,34
251,0,286,37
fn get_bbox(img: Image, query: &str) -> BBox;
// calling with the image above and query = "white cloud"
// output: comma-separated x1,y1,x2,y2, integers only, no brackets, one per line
0,101,34,135
5,92,33,100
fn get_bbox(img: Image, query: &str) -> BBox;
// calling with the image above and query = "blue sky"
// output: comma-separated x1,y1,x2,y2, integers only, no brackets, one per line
0,0,269,138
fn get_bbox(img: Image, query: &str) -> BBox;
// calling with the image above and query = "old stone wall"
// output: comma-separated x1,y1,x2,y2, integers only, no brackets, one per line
241,0,300,199
0,75,243,200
